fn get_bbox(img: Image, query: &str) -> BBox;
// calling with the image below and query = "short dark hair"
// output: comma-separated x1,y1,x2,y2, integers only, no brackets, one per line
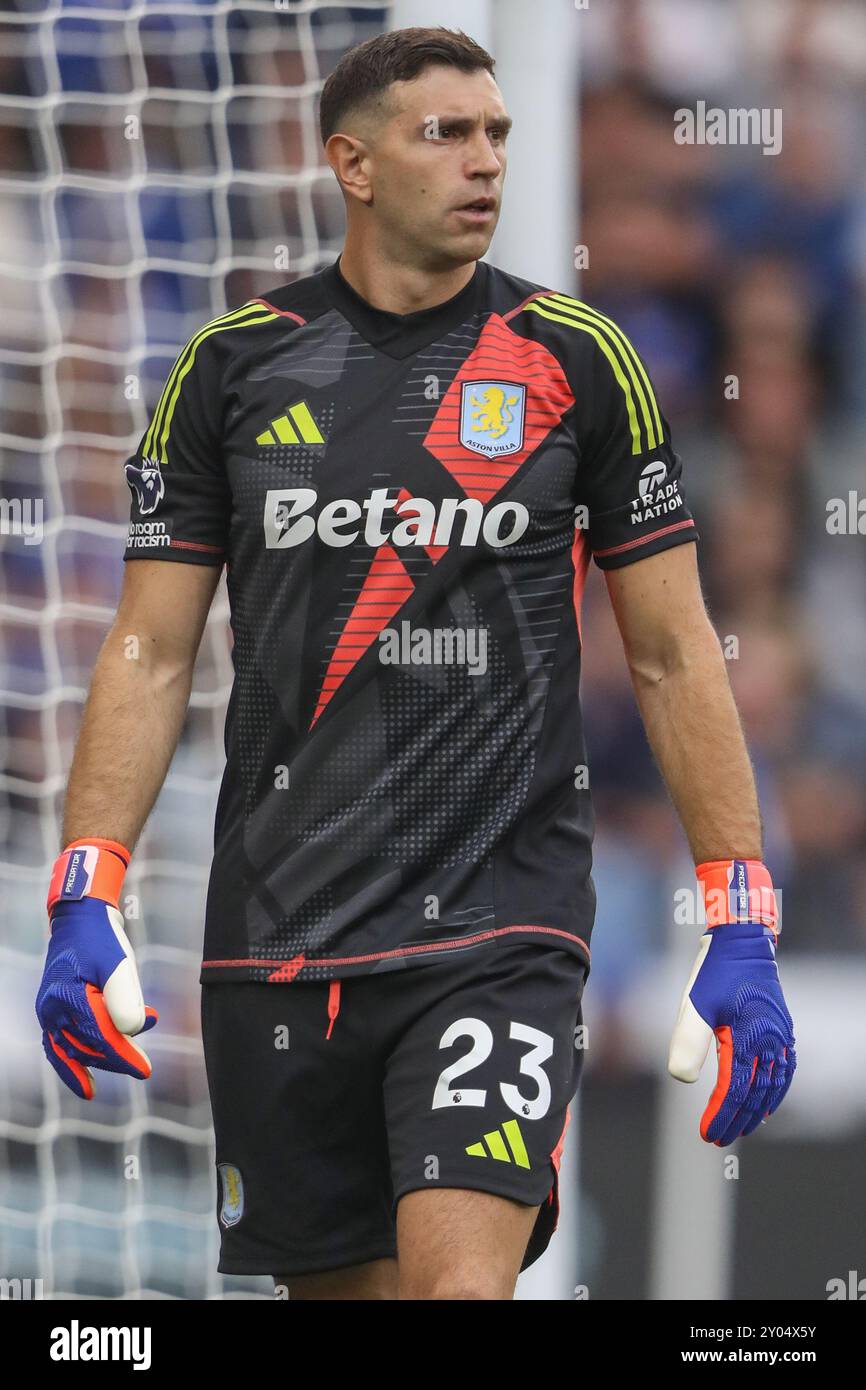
319,26,496,145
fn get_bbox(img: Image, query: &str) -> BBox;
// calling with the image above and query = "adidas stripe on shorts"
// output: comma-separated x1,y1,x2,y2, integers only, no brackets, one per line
201,939,588,1278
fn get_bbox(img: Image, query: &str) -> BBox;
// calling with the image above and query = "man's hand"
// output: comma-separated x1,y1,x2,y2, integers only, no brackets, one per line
36,840,157,1100
668,859,796,1145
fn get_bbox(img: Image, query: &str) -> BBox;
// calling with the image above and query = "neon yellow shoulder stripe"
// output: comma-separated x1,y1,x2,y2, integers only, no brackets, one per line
524,300,643,455
144,303,260,460
543,292,664,447
144,302,279,464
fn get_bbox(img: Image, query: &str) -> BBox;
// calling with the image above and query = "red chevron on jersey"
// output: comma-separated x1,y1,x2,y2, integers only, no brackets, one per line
423,315,575,496
310,483,481,726
311,542,414,727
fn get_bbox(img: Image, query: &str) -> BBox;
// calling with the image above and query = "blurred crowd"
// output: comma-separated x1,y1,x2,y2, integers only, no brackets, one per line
578,0,866,1033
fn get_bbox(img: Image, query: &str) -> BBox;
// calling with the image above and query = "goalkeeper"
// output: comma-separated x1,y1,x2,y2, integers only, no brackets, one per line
36,25,795,1300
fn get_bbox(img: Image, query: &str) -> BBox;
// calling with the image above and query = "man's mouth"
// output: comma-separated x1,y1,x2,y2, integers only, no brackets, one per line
454,197,497,222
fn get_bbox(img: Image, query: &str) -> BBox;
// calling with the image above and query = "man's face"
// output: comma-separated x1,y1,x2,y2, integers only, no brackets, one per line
363,65,510,269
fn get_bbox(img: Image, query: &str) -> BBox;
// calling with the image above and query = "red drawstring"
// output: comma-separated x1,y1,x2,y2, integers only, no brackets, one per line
325,980,341,1040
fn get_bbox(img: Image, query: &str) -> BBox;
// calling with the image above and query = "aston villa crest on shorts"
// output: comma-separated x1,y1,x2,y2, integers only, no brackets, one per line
460,380,526,458
218,1162,244,1227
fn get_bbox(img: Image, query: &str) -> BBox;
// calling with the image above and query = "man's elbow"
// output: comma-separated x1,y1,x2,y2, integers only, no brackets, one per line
625,613,724,690
99,621,197,693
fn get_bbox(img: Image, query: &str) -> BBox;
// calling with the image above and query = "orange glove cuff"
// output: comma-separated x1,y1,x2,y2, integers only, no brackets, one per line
695,858,778,935
47,839,130,917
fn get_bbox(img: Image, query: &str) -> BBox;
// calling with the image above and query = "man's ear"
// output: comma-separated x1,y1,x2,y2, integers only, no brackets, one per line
324,132,374,205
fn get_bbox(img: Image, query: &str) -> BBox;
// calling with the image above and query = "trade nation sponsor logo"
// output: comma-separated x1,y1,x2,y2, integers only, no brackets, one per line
630,458,683,525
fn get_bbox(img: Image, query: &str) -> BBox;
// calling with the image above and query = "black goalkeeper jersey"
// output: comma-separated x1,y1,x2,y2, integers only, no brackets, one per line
122,257,698,983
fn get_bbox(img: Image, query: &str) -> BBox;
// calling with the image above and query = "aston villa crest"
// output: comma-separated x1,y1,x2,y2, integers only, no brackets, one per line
459,381,526,458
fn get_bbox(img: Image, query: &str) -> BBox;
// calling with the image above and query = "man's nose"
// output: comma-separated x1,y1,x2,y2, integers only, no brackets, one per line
464,131,504,179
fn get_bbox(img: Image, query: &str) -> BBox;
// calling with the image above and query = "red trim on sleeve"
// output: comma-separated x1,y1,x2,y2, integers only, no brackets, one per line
168,539,225,554
593,517,696,559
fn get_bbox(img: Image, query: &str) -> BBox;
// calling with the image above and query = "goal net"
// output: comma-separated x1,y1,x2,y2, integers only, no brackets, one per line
0,0,392,1301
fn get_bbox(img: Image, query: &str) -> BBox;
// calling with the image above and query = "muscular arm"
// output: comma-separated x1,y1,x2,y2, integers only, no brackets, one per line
60,560,221,851
604,543,762,864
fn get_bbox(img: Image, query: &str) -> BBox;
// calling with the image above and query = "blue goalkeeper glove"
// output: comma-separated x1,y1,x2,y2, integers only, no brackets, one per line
37,839,157,1100
668,858,796,1145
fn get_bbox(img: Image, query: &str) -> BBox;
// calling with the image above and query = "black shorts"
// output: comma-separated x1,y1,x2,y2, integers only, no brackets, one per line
200,940,588,1279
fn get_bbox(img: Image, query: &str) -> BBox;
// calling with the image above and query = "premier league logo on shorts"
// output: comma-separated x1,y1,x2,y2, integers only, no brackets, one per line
460,381,526,458
124,457,165,516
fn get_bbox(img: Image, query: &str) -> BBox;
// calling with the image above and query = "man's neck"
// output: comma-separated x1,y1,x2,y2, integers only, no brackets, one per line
337,242,477,316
